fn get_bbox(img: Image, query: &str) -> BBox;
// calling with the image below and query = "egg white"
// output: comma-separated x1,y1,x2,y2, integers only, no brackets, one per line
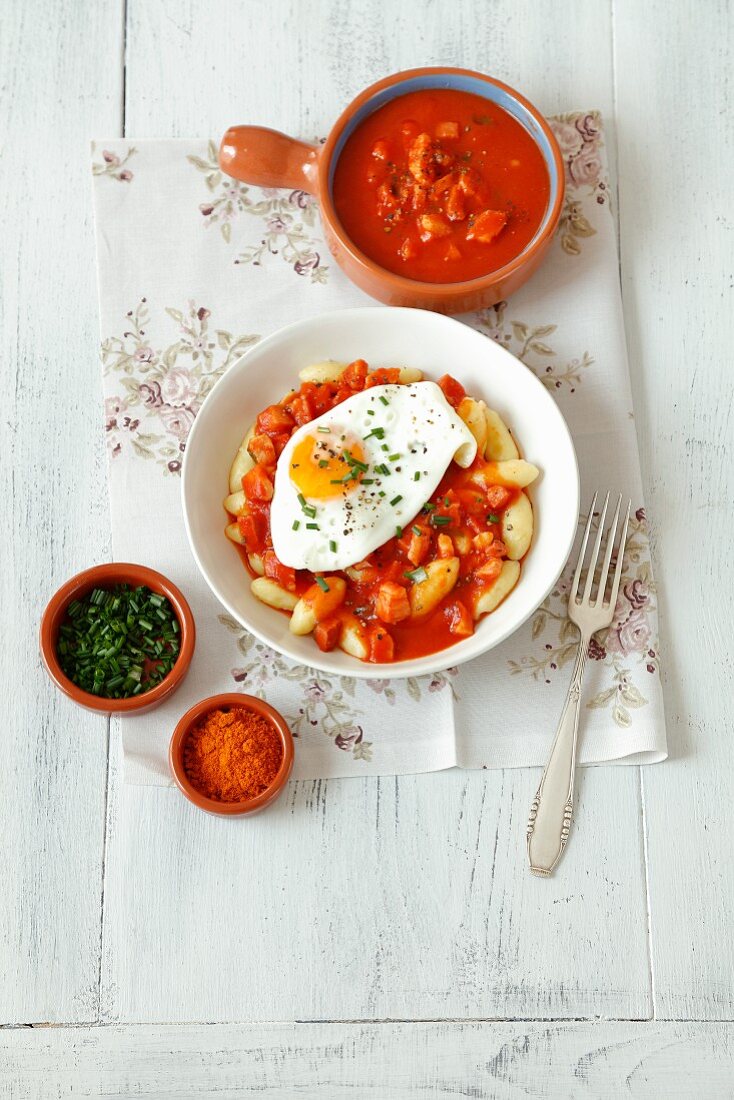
270,381,477,572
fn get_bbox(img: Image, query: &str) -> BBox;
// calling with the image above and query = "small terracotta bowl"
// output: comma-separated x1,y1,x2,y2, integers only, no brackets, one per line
40,562,196,714
169,693,294,817
219,66,564,314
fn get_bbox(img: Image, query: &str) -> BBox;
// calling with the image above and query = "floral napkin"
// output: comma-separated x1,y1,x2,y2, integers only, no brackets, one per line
92,111,666,785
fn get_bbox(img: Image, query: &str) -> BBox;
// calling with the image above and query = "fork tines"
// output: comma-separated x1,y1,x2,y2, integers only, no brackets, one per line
570,492,632,610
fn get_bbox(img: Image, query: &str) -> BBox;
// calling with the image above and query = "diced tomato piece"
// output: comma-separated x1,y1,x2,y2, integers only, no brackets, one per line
400,527,430,566
270,431,291,457
466,209,507,244
485,485,512,511
341,359,368,390
289,392,315,426
314,616,342,652
433,171,458,196
261,549,297,593
446,600,474,636
368,625,395,663
435,121,460,140
475,557,503,582
348,558,379,585
472,531,494,553
256,404,295,436
375,581,411,625
371,139,389,161
437,374,465,407
242,464,274,502
365,367,401,387
247,433,277,467
237,510,267,553
457,488,489,515
399,237,418,261
437,533,454,559
303,576,347,621
418,214,452,241
445,187,466,223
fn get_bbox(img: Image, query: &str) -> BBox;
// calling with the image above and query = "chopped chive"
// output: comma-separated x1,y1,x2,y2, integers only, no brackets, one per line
297,492,306,506
367,409,375,416
292,520,300,531
381,444,390,452
303,505,317,518
306,522,319,530
343,450,368,472
375,463,390,476
318,460,328,468
329,540,337,552
444,496,451,506
404,567,428,584
411,525,422,536
363,427,386,440
378,491,386,498
317,426,330,433
431,515,451,526
422,502,436,512
487,512,500,524
396,525,403,537
388,453,400,462
379,395,389,405
54,583,180,699
414,471,421,481
315,576,330,592
390,495,403,506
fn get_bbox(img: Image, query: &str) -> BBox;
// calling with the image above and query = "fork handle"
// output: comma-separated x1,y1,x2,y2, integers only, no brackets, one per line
527,634,589,876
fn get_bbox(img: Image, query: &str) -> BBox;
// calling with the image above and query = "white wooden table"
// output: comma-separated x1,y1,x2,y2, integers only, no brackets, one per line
2,0,732,1094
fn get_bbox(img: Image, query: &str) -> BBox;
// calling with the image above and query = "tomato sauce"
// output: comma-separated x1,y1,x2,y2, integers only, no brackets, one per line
228,362,526,665
332,88,550,283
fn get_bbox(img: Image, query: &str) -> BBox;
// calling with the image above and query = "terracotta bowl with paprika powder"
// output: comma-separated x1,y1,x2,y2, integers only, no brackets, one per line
169,693,294,816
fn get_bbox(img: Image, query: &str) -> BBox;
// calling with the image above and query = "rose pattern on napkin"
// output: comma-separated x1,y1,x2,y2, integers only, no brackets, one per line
549,112,607,255
102,297,259,472
92,142,137,182
188,142,328,281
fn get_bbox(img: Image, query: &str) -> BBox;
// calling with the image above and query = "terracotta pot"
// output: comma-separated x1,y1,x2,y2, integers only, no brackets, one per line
40,562,196,714
219,67,564,314
169,693,294,816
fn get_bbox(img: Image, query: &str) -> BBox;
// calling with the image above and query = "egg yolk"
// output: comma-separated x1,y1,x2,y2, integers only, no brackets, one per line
289,431,367,500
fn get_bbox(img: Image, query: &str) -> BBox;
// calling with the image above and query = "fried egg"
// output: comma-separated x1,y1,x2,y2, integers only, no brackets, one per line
270,382,477,572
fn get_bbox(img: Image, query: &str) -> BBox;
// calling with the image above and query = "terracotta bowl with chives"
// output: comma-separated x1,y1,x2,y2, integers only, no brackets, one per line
40,562,196,714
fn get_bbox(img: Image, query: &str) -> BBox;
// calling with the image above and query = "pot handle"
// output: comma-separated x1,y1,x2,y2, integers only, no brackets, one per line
219,126,320,195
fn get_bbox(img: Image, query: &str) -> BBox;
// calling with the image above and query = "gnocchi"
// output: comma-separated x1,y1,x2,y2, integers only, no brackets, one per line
409,557,460,618
470,560,521,618
457,396,490,453
250,577,299,611
502,491,534,560
228,425,255,493
484,407,519,461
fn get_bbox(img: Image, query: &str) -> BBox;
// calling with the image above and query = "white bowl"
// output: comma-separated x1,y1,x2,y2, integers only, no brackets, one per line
182,307,579,679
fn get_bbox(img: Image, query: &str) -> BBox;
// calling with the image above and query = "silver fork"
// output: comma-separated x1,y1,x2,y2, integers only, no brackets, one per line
527,492,631,877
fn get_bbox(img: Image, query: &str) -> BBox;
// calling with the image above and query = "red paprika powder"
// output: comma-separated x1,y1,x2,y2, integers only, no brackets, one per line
183,706,283,802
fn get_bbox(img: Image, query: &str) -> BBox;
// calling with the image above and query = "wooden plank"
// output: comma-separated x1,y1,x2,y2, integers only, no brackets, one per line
615,0,734,1019
101,767,650,1022
2,1021,734,1098
100,0,652,1023
0,0,123,1022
